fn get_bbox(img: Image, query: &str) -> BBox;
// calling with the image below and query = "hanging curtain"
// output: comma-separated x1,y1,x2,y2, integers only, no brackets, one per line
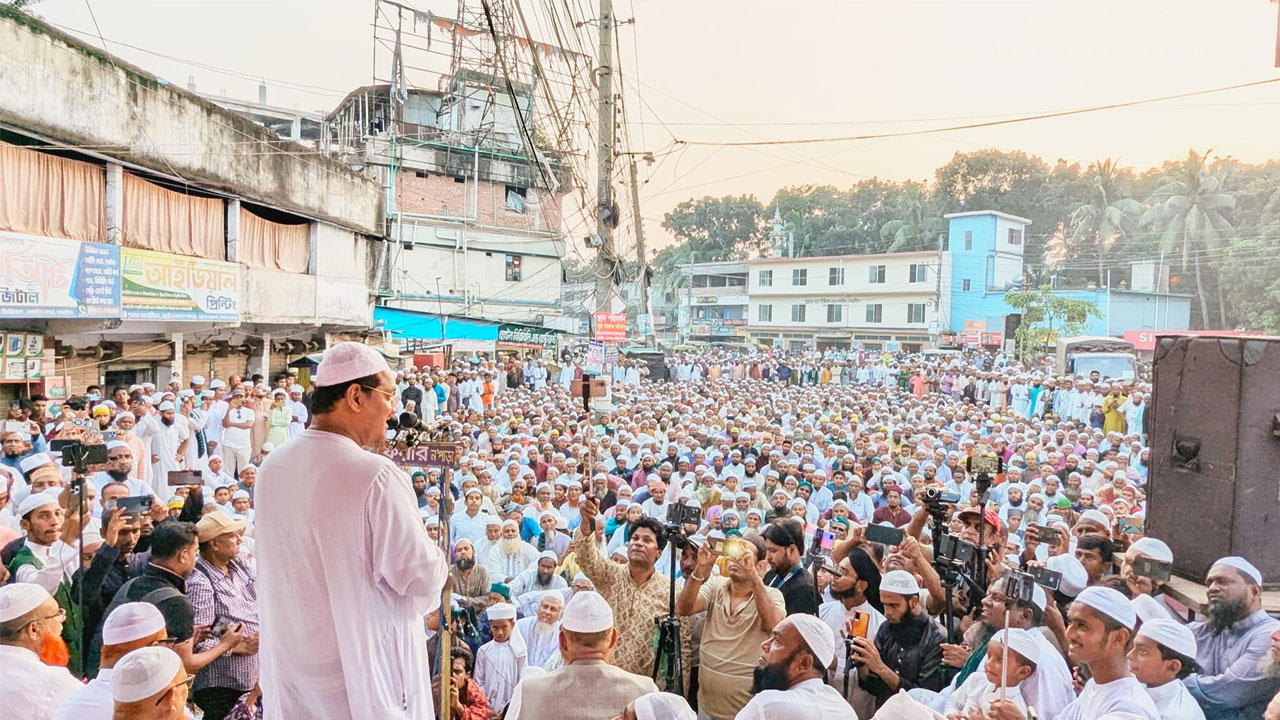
122,172,225,259
0,141,105,242
239,207,309,273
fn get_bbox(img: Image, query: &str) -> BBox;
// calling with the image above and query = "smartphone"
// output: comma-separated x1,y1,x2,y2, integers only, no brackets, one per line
1132,555,1173,583
168,469,203,486
3,420,29,434
846,610,870,639
1027,565,1063,592
1034,524,1062,546
116,495,153,516
866,524,905,547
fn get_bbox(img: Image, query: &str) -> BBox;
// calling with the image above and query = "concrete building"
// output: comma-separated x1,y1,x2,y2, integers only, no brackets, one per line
677,261,750,345
0,6,386,404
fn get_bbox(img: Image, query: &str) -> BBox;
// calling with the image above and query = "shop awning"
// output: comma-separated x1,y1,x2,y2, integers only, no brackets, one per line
374,307,498,342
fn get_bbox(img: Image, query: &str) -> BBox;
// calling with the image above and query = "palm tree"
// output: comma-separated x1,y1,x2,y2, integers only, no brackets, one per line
880,186,943,252
1069,158,1141,285
1140,149,1235,327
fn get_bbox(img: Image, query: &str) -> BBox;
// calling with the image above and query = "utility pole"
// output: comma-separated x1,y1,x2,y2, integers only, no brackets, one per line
593,0,615,316
933,232,944,347
628,159,652,346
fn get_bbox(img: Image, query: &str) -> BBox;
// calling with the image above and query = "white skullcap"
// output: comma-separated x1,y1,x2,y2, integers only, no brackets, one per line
111,646,183,703
484,516,503,527
1130,537,1173,564
17,489,60,517
290,384,304,393
157,401,175,412
634,692,696,720
464,487,483,498
103,602,167,645
1213,556,1262,586
788,613,837,669
107,440,129,451
422,514,440,529
992,627,1040,665
1137,618,1197,659
538,510,558,522
1075,586,1136,629
572,572,590,584
0,583,51,622
880,570,922,596
1029,582,1048,612
313,342,391,387
209,379,226,389
1131,593,1174,624
19,453,53,473
1045,553,1089,597
561,590,613,633
179,389,195,398
115,411,135,421
191,375,206,385
538,550,558,563
501,519,518,529
1078,509,1111,530
487,602,517,621
231,489,250,501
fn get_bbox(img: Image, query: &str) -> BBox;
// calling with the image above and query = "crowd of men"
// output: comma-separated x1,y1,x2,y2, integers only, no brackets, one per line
1,343,1278,720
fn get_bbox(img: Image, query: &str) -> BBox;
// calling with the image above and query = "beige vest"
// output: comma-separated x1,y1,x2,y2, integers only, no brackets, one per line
515,659,658,720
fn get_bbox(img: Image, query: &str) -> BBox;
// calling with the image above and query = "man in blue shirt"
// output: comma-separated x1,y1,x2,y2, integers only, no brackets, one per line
1184,556,1280,720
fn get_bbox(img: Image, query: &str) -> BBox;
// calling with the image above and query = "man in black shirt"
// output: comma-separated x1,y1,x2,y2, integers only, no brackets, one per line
401,375,425,412
849,569,945,708
760,521,820,616
74,508,142,677
97,521,243,674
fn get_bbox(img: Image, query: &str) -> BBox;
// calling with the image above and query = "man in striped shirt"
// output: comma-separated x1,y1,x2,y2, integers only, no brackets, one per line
187,512,258,720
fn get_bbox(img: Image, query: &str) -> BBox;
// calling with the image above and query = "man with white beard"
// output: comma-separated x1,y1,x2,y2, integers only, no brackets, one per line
487,520,540,584
515,594,564,668
137,401,188,502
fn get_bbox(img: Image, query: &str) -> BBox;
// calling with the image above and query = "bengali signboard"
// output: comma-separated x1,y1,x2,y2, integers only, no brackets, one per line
584,339,606,374
383,442,463,469
497,324,558,349
0,232,120,318
121,247,241,321
593,311,627,342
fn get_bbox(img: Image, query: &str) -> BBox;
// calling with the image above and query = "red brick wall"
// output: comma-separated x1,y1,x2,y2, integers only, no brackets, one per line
395,171,564,233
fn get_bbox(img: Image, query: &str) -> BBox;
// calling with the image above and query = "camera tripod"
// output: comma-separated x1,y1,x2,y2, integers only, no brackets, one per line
651,525,685,695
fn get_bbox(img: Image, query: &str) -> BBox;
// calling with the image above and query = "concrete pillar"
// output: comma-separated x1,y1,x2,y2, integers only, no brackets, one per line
307,223,318,275
105,163,124,244
290,116,302,141
226,199,241,262
258,333,272,379
169,332,185,384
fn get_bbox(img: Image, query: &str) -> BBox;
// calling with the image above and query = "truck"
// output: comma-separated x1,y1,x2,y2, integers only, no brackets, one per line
1055,336,1137,381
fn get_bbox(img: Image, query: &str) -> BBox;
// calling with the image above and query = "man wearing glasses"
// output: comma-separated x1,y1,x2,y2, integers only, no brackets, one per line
54,601,171,720
108,645,192,720
256,342,449,720
0,582,83,720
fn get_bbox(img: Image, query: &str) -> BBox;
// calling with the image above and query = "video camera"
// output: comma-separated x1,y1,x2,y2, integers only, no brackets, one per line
51,439,108,470
662,503,701,549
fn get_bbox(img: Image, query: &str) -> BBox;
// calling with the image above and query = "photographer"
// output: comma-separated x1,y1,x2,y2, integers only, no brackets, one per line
848,570,946,708
676,534,783,720
760,522,820,616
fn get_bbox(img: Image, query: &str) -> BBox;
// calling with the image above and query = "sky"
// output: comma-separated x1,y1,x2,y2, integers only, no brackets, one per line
27,0,1280,255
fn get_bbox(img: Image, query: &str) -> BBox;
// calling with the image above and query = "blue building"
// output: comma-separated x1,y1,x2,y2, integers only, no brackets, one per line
940,211,1191,347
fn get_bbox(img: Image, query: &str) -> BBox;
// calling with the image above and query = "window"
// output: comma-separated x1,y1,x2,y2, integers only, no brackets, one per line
829,267,845,285
791,304,806,322
865,303,883,323
826,304,843,323
908,303,926,323
505,254,523,281
505,185,527,213
964,230,973,250
727,273,748,287
1008,228,1023,245
792,268,807,286
909,263,928,283
758,269,773,287
758,304,773,322
962,278,971,292
692,274,710,288
868,265,886,284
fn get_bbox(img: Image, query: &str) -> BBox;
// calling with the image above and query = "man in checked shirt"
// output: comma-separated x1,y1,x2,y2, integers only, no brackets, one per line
186,512,259,720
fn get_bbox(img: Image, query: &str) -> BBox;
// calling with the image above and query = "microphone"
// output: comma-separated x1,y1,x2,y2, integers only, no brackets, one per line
398,411,430,432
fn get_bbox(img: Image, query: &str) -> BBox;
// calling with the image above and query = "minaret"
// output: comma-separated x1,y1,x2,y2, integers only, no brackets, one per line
768,209,787,258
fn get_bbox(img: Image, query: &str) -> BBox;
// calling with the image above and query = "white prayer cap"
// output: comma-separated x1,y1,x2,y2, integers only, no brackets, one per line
1130,537,1173,563
103,602,167,645
992,627,1039,665
538,550,558,563
501,519,518,529
19,453,53,473
1137,618,1197,659
313,342,391,387
179,389,196,398
788,613,837,669
82,526,104,549
1028,582,1048,612
157,401,175,412
17,489,60,517
634,692,696,720
538,510,558,522
562,590,613,633
0,583,52,622
1131,594,1174,624
487,602,517,621
880,570,921,596
1075,586,1136,629
290,384,304,393
1078,509,1111,532
111,646,183,703
484,516,503,527
107,440,129,451
209,379,226,389
464,487,483,498
115,411,135,421
1212,556,1262,585
191,375,206,385
1045,553,1089,597
231,489,250,501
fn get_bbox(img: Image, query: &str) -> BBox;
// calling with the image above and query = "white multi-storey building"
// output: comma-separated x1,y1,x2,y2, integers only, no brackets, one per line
744,251,944,352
